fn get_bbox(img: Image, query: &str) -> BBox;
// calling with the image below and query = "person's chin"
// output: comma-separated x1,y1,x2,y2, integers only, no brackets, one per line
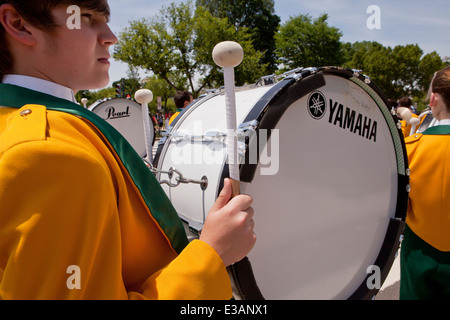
83,73,110,91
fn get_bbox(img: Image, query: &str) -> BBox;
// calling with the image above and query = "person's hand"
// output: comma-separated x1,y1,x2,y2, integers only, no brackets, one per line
200,178,256,267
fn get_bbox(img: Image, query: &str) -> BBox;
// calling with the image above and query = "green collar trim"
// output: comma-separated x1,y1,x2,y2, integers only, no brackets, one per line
0,83,188,254
423,125,450,135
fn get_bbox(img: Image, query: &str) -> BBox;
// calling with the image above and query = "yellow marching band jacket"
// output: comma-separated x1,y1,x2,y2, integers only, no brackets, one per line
401,109,450,252
0,84,232,299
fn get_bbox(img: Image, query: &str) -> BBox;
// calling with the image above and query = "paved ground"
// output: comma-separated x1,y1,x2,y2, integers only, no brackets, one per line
374,249,401,300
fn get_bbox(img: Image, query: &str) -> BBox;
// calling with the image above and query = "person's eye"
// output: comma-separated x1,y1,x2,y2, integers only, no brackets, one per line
81,13,93,22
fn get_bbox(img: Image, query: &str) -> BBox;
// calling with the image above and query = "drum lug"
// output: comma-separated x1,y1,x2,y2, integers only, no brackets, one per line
237,120,259,159
351,69,371,84
352,69,362,78
256,75,277,87
282,67,319,82
237,120,259,133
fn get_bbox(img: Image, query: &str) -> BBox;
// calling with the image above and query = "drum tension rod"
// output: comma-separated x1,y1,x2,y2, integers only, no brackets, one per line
172,168,208,191
146,161,208,191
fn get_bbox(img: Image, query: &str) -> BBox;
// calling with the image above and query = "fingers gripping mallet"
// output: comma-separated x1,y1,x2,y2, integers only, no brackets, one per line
135,89,154,165
213,41,244,197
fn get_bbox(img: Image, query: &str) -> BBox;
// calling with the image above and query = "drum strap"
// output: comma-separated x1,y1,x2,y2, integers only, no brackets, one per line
0,83,189,254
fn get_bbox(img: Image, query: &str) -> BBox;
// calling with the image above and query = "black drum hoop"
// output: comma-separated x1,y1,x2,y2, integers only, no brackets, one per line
222,67,408,300
154,67,409,300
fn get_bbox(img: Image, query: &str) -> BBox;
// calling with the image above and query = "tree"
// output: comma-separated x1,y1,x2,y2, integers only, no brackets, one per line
196,0,280,73
142,76,177,114
75,87,117,107
344,42,446,106
113,1,266,97
193,5,266,88
344,41,396,97
418,51,447,93
112,3,190,92
125,66,143,97
275,14,344,71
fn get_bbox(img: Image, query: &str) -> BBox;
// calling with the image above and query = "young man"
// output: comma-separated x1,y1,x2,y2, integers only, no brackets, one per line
0,1,256,299
169,90,193,125
400,66,450,299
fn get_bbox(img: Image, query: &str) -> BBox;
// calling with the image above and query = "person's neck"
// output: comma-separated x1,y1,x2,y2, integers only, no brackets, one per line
2,74,77,103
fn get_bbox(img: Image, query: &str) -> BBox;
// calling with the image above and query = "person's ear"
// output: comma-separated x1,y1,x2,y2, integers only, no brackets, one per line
0,4,37,46
429,92,437,107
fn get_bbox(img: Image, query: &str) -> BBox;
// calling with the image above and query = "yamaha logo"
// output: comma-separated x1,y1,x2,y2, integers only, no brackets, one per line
308,91,327,120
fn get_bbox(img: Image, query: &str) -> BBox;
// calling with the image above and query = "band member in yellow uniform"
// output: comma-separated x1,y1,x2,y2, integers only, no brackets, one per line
397,97,419,138
0,0,255,299
169,91,193,125
400,66,450,299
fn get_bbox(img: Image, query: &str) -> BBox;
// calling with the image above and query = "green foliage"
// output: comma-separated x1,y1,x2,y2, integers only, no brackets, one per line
344,41,446,107
76,87,116,107
88,1,446,112
275,14,344,72
196,0,280,73
142,76,177,114
193,6,266,87
113,0,266,97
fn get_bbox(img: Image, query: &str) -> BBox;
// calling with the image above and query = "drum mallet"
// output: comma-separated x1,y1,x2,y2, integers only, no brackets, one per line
81,98,88,109
397,107,413,125
398,107,421,136
135,89,154,165
213,41,244,197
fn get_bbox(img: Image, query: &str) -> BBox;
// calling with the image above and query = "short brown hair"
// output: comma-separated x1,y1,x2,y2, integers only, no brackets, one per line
0,0,110,80
398,97,412,108
174,91,193,109
432,66,450,109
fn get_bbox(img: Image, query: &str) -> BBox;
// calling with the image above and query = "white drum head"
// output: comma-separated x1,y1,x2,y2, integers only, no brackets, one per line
242,74,400,299
90,98,153,158
154,67,407,300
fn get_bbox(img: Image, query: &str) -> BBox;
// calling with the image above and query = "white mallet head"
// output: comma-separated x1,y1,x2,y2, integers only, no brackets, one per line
410,117,420,126
135,89,154,105
212,41,244,68
398,107,412,125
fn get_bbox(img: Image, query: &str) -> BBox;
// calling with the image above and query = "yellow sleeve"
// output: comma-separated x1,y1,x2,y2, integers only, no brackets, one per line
130,240,232,300
0,106,232,300
0,140,127,299
0,140,232,300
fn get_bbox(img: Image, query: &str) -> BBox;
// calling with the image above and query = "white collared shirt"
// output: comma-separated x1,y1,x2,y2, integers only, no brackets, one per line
436,119,450,126
1,75,77,107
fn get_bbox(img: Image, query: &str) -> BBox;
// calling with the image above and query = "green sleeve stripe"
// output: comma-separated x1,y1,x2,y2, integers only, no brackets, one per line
0,84,188,254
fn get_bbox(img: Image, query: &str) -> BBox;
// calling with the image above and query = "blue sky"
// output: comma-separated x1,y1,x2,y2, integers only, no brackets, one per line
106,0,450,87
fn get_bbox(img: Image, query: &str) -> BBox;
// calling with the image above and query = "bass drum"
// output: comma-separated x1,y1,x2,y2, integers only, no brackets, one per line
154,67,408,300
90,98,155,158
